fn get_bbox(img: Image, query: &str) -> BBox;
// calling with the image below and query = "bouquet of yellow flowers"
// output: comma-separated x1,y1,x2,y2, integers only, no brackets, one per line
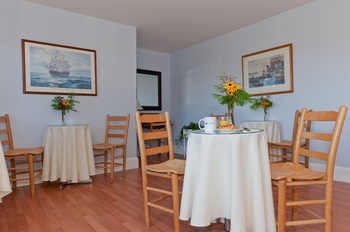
213,74,252,125
250,96,273,120
51,93,79,124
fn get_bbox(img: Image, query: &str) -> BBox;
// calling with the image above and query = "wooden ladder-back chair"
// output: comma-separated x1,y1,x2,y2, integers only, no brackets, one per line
135,111,186,232
0,114,44,197
93,114,130,183
270,106,347,232
268,109,312,167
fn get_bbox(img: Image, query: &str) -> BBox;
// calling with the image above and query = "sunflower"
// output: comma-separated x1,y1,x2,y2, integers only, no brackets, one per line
62,100,70,106
212,73,252,125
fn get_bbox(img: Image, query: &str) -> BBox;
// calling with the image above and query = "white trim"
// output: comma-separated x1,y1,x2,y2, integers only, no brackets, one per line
94,157,139,175
16,158,350,187
310,163,350,183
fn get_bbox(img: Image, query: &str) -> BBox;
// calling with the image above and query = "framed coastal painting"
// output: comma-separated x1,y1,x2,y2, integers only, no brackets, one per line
22,39,97,96
242,43,293,96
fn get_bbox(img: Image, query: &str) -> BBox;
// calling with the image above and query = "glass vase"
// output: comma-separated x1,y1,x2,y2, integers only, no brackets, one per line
228,106,235,125
264,109,268,121
61,110,66,125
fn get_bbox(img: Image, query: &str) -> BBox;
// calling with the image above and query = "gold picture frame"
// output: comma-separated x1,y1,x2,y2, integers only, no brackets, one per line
22,39,97,96
242,43,293,96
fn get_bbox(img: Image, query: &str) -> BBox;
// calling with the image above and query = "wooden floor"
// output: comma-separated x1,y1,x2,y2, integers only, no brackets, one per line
1,160,350,231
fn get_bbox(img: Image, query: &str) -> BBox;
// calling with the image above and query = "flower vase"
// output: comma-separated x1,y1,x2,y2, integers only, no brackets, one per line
264,109,268,121
228,106,235,126
61,110,66,125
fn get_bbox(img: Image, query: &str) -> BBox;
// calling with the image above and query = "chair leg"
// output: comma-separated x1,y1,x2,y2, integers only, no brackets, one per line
143,173,151,229
277,180,287,232
122,148,126,177
171,173,181,232
304,156,309,168
292,186,299,221
110,148,114,183
28,155,35,198
282,149,287,162
325,183,333,232
103,151,108,176
10,159,17,189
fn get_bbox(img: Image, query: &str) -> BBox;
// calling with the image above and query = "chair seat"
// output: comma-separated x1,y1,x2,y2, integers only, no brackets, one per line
269,140,292,147
5,147,44,157
147,159,186,174
270,162,326,181
93,142,123,150
269,140,307,148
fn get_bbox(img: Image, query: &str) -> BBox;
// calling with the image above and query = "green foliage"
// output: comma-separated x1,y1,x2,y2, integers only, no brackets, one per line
51,93,80,113
250,96,273,112
175,122,200,145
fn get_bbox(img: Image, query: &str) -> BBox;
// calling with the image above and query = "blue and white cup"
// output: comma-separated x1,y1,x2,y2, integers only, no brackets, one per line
198,117,217,133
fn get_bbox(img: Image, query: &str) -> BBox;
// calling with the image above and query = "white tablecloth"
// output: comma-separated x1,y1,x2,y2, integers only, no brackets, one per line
180,130,276,232
240,121,281,162
240,121,281,143
42,125,96,182
0,142,11,202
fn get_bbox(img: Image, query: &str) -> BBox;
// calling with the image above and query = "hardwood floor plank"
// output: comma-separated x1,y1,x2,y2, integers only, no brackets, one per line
1,165,350,231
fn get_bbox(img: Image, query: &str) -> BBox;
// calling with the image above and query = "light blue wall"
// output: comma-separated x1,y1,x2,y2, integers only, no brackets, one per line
137,48,171,114
2,0,350,176
0,0,138,158
170,0,350,171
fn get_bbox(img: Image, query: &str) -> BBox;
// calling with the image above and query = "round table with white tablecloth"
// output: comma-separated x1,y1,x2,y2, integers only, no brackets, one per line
42,125,96,183
180,129,276,232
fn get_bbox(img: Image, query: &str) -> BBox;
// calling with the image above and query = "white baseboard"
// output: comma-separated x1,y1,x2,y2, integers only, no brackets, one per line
16,157,350,187
94,157,139,175
310,163,350,183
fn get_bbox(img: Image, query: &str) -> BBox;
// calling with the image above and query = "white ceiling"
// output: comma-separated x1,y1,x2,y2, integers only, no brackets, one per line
25,0,314,53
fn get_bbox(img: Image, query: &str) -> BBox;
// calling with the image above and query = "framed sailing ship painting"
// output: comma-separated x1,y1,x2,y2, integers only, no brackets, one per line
242,43,293,96
22,39,97,96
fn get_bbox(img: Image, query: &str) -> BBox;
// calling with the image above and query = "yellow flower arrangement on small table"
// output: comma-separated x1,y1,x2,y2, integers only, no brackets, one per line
51,93,79,125
212,73,252,125
250,96,273,121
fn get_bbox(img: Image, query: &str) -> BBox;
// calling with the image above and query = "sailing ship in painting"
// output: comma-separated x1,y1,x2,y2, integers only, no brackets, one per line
248,54,285,88
29,48,92,90
46,53,71,76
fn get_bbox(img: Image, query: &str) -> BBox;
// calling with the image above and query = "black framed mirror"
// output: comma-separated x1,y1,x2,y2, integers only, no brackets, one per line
137,69,162,111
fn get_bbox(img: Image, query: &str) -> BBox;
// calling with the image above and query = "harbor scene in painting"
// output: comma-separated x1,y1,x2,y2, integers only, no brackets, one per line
248,54,285,88
29,45,92,90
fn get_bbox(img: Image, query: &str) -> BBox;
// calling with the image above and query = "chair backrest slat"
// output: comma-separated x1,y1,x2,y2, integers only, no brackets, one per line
143,131,168,140
145,146,170,157
299,148,328,161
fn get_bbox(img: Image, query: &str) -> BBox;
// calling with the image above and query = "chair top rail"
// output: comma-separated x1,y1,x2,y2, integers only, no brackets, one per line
304,110,339,121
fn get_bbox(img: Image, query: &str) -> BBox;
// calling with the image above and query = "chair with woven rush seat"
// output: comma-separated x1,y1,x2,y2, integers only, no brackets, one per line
93,114,130,183
0,114,44,198
135,111,185,232
270,106,347,232
268,109,312,167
